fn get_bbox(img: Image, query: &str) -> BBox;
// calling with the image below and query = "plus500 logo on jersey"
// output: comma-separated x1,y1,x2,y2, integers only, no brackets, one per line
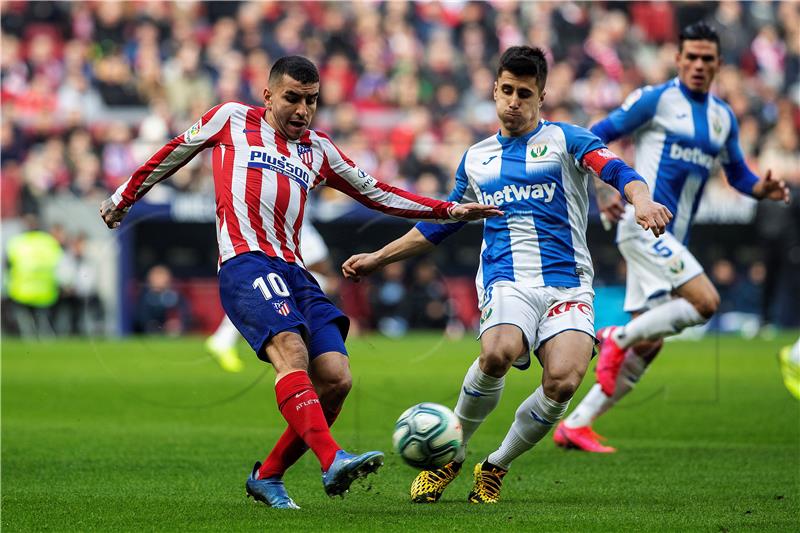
669,143,714,170
248,149,310,186
480,182,557,206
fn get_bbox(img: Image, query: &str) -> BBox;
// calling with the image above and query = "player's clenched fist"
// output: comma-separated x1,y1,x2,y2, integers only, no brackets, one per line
342,253,381,283
99,197,129,229
633,198,672,237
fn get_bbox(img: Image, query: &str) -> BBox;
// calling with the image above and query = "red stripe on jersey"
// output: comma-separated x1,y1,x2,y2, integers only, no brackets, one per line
275,131,291,157
216,120,248,255
244,108,276,257
582,148,620,175
272,173,296,262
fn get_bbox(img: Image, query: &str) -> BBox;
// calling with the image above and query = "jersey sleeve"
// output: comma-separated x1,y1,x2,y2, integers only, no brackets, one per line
719,108,759,196
111,103,236,209
559,122,646,194
414,152,472,245
316,132,456,221
590,85,660,143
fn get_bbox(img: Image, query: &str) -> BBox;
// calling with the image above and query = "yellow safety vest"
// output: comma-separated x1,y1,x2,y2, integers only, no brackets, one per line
6,231,63,307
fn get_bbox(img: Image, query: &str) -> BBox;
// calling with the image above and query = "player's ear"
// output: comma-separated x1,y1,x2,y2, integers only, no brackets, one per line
492,80,498,100
539,89,546,107
263,87,272,108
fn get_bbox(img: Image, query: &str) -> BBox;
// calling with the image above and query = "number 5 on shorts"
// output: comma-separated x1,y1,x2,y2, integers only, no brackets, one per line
253,273,290,301
652,240,673,258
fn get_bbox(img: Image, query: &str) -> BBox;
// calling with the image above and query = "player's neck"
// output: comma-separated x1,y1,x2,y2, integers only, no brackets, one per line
677,79,709,103
499,119,542,139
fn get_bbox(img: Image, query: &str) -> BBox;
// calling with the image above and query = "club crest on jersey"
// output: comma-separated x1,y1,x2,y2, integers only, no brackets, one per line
297,143,314,169
530,144,548,158
273,300,291,316
712,118,722,135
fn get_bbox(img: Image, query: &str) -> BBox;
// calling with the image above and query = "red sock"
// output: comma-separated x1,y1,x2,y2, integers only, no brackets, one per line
258,405,341,479
273,370,340,471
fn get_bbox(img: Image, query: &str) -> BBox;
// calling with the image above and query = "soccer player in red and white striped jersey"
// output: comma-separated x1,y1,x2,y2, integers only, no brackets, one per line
100,56,500,508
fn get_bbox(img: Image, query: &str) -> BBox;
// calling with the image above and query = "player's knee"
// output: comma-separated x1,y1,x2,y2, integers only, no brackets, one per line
543,373,581,403
693,292,719,319
480,344,521,377
323,373,352,403
268,331,309,371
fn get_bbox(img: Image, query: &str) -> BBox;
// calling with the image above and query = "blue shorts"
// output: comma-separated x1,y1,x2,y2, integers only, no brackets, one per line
218,252,349,362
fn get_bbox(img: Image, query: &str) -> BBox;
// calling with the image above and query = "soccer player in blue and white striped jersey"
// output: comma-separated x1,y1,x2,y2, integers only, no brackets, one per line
556,23,791,453
342,46,670,503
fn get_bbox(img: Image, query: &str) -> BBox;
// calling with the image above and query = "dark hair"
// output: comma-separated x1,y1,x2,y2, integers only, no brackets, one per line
497,46,548,91
679,22,720,53
269,56,319,85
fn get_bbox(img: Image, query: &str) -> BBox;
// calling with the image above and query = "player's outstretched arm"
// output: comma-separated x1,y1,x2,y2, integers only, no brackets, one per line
751,170,791,204
342,228,434,282
623,180,672,237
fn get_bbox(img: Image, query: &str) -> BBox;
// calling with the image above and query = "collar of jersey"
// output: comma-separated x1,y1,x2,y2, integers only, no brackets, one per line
496,119,544,146
675,78,709,104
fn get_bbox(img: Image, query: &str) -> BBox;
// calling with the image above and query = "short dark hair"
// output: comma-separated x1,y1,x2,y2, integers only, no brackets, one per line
269,56,319,86
679,22,720,53
497,46,548,91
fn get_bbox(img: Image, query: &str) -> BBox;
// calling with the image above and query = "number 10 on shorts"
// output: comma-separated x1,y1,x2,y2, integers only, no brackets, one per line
253,273,290,301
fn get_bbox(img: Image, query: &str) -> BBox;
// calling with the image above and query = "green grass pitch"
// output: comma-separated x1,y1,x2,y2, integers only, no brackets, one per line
2,333,799,532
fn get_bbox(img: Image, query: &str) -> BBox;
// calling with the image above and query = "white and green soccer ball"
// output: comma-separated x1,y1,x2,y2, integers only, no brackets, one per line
392,402,463,469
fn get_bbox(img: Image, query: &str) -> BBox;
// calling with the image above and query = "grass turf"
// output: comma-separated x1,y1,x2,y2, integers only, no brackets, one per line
2,333,799,532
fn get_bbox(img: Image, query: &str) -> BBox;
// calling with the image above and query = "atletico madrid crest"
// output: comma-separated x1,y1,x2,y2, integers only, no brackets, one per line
297,144,314,169
273,300,291,316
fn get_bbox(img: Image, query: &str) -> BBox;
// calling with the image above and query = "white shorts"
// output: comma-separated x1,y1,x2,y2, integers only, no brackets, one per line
477,281,596,370
618,231,704,313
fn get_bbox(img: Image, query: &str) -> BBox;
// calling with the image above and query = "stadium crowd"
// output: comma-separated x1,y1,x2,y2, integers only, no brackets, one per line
2,1,799,333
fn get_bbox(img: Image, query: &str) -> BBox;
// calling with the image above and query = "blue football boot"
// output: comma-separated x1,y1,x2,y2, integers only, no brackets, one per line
245,462,300,509
322,450,384,497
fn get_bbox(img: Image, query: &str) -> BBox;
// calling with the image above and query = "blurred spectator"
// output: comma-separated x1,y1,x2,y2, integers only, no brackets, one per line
407,260,450,331
135,265,190,335
369,261,408,338
56,233,103,335
4,215,64,337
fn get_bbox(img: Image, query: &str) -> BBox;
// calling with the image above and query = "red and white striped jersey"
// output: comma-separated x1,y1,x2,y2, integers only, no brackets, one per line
112,102,457,266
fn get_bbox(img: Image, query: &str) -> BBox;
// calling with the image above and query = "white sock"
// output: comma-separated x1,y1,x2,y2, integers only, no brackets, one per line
563,350,649,428
487,387,569,470
453,358,504,463
209,315,240,349
614,298,705,349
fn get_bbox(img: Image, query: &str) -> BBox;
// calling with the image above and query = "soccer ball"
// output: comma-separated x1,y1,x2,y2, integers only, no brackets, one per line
392,402,463,469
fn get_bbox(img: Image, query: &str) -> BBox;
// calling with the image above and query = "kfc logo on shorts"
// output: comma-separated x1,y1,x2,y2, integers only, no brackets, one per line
547,301,592,318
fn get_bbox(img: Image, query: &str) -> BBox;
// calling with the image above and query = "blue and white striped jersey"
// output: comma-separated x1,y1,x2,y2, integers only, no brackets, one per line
592,77,755,244
417,120,639,298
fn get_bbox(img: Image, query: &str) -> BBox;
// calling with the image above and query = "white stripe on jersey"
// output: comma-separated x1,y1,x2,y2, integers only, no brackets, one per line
507,216,543,286
672,174,702,242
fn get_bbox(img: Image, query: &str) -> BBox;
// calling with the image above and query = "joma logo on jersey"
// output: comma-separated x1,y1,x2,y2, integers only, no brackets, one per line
480,182,557,206
547,301,591,318
669,143,714,170
248,149,310,187
530,144,548,158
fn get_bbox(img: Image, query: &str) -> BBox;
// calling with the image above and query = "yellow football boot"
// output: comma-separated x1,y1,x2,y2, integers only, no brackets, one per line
467,460,507,504
410,461,462,503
